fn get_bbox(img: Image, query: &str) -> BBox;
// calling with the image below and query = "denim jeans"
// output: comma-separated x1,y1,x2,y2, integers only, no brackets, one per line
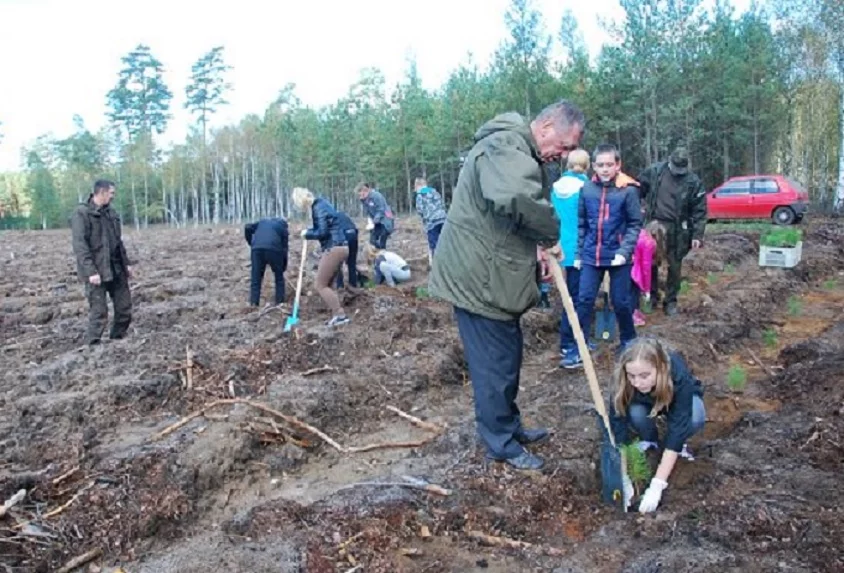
575,263,637,348
628,395,706,446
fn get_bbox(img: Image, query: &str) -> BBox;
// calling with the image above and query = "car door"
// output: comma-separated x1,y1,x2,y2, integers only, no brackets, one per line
709,180,752,219
750,178,780,218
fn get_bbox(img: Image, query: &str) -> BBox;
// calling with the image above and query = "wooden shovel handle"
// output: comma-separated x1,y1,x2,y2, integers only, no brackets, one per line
291,238,308,311
548,261,617,447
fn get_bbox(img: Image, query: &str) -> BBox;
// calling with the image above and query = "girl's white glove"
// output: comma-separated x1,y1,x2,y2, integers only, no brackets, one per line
638,477,668,513
572,259,582,270
622,474,635,511
611,254,626,266
365,218,375,231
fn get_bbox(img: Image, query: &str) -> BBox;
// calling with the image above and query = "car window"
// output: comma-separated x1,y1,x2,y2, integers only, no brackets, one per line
752,179,779,194
716,181,751,195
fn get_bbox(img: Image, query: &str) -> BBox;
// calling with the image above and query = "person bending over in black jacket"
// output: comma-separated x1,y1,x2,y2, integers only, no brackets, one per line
245,217,289,307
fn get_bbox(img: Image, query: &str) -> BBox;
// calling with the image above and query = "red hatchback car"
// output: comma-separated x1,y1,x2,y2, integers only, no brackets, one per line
707,175,809,225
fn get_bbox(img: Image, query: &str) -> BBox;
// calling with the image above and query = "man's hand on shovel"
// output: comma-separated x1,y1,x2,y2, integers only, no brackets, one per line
544,243,564,263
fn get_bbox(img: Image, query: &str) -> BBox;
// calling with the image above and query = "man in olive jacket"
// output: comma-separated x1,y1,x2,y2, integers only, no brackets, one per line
637,147,707,316
429,101,585,470
70,180,134,345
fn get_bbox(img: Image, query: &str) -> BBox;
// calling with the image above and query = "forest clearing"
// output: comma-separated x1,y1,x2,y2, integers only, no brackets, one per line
1,216,843,573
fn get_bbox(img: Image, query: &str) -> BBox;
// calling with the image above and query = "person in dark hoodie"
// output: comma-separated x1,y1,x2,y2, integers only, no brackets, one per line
292,187,350,327
609,337,705,513
244,217,289,307
562,143,642,369
429,101,585,471
70,179,134,345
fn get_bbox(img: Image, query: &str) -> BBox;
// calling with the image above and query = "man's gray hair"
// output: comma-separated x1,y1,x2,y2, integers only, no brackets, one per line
535,99,586,133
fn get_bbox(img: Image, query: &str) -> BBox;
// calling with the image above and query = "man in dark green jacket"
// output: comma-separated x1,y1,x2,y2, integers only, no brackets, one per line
429,101,585,470
637,147,708,316
70,180,134,345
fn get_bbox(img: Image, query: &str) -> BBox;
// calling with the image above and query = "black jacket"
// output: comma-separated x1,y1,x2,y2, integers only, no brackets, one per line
245,218,289,253
305,197,347,250
610,351,704,452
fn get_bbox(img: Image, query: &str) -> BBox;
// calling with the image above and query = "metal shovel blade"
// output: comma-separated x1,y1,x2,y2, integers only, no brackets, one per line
594,291,617,342
283,304,299,332
595,412,624,509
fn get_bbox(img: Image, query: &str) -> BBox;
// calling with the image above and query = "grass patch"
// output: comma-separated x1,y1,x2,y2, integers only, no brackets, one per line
727,365,747,392
415,286,429,299
706,221,776,234
823,278,837,290
762,328,778,348
787,295,803,316
679,279,691,295
760,228,803,248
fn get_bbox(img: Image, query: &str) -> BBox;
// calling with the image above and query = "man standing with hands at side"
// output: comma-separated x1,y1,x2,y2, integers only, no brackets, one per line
71,179,134,345
429,100,585,470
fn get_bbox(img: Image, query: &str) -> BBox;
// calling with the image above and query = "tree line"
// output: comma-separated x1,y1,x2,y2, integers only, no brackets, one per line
0,0,841,231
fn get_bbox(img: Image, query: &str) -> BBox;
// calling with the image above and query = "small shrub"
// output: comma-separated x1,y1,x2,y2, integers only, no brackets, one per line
727,365,747,392
679,280,691,295
823,279,837,290
762,328,778,348
620,441,653,493
787,295,802,316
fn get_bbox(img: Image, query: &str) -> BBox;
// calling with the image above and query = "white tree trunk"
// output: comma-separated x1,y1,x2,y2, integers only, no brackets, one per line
836,79,844,211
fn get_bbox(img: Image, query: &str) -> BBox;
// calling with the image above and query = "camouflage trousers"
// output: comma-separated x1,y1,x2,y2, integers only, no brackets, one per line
649,221,691,306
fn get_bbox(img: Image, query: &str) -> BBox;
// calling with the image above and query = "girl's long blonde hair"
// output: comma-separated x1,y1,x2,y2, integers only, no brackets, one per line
613,337,674,417
291,187,315,212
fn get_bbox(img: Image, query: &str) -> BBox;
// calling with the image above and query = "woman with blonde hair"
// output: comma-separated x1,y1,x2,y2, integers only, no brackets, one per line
291,187,350,327
608,337,705,513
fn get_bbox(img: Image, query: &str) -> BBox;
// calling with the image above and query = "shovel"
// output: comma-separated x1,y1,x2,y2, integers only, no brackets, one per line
594,274,617,342
284,239,308,333
548,261,627,511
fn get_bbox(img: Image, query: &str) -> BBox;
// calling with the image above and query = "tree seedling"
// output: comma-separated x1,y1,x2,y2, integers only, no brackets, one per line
679,280,691,295
787,295,802,316
620,440,653,495
762,328,778,349
724,263,736,275
822,279,837,290
706,272,719,285
727,365,747,393
415,286,429,299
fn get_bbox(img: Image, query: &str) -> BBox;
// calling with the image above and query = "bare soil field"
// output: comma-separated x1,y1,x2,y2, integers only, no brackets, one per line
1,217,843,572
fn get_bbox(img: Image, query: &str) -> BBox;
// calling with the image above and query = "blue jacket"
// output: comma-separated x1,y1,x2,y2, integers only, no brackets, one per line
361,189,395,233
610,351,704,452
551,170,586,265
577,176,642,266
304,197,347,250
245,218,288,253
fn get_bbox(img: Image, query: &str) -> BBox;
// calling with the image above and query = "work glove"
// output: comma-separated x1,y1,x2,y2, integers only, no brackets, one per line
611,254,626,266
622,474,635,511
300,229,308,238
572,259,582,270
365,218,375,231
638,477,668,513
637,440,658,453
643,292,651,303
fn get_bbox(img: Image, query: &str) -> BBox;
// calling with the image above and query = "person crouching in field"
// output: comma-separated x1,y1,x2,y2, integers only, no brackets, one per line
609,337,706,513
292,187,351,327
244,217,289,307
371,248,412,287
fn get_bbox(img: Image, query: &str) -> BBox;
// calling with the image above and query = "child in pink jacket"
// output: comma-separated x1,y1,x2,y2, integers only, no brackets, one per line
631,221,664,326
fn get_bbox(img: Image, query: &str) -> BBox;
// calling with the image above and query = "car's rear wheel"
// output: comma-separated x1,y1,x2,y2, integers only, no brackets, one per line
773,206,795,226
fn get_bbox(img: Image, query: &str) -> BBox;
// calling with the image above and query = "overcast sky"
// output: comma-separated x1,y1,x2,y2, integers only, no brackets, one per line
0,0,751,171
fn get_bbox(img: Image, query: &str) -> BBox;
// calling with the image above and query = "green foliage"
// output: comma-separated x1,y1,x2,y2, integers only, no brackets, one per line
763,328,778,348
621,441,653,491
760,228,803,247
727,365,747,392
415,286,430,299
706,272,719,285
787,295,803,316
724,263,736,274
822,278,837,290
107,44,173,140
679,280,691,295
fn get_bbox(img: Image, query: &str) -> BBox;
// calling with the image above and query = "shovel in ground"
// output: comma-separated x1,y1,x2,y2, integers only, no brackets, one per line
284,239,309,333
548,261,627,511
594,274,617,342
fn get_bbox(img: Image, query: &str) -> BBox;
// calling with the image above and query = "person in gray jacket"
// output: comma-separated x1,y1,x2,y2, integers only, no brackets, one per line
356,182,395,249
372,249,412,287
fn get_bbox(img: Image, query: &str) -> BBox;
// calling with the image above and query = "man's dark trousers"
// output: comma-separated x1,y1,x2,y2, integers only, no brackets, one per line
86,267,132,344
454,306,524,460
650,221,687,307
575,264,637,347
250,248,287,306
426,222,444,253
370,224,390,249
